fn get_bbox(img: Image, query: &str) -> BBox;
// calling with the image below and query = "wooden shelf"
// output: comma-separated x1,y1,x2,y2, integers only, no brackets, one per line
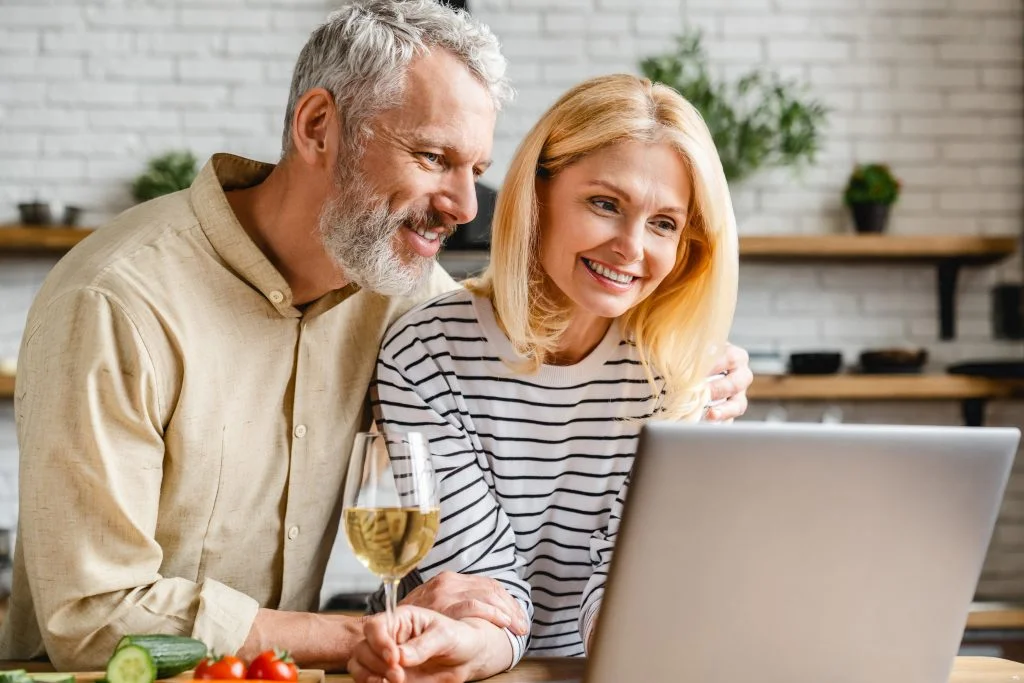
967,602,1024,630
740,234,1018,264
749,374,1024,401
738,235,1019,340
0,226,94,251
2,229,1019,339
7,374,1017,403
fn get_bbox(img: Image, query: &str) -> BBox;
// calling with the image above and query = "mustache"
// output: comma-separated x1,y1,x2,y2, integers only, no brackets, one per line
401,206,458,241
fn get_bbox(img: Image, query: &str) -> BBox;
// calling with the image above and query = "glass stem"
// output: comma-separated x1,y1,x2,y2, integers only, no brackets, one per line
384,578,400,638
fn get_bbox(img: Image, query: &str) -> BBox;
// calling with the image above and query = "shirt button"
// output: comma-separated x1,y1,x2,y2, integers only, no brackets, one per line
287,525,300,540
294,424,307,438
269,290,284,304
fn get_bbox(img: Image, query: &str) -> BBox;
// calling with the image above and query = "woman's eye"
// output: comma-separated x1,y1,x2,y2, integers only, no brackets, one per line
590,197,617,212
651,218,677,232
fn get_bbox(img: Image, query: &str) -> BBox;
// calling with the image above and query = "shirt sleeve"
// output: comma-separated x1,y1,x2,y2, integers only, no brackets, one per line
373,324,533,667
578,473,630,654
15,288,259,670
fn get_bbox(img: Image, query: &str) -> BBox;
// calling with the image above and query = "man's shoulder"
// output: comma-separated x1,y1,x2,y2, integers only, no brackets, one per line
36,191,204,301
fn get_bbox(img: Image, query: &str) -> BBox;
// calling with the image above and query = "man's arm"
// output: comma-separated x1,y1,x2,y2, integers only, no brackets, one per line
16,288,266,669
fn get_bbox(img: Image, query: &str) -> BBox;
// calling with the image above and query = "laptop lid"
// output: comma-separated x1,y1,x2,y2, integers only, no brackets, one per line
586,422,1019,683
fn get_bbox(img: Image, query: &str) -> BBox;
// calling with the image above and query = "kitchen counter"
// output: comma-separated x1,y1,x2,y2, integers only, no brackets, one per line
1,657,1022,682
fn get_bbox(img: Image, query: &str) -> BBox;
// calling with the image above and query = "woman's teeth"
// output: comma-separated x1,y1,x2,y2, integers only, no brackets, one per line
411,225,440,242
585,258,635,284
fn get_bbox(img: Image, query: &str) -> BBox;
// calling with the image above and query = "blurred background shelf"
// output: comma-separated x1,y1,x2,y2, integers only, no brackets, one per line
0,226,94,251
5,373,1020,403
749,374,1024,401
739,234,1018,263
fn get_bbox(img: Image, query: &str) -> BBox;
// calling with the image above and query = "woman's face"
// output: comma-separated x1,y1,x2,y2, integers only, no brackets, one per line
537,140,689,321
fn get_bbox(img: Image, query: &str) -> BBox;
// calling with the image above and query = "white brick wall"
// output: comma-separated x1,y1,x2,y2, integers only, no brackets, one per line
1,0,1022,602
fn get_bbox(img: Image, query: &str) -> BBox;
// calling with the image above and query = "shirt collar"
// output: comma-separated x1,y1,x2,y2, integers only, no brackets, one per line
189,153,358,318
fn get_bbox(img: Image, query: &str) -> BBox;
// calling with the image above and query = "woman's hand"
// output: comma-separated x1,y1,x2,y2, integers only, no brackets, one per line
705,343,752,423
348,606,491,683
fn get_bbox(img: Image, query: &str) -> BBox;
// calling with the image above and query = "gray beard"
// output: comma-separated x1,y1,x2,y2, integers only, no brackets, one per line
318,168,439,297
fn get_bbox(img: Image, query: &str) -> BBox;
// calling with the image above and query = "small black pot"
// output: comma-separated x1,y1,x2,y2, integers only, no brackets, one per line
17,201,52,226
62,205,82,226
850,202,891,234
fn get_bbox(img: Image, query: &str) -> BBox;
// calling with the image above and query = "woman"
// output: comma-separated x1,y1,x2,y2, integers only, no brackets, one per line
350,73,739,683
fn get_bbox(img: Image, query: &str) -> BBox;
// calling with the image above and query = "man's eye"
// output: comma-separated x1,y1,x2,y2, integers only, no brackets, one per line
420,152,443,165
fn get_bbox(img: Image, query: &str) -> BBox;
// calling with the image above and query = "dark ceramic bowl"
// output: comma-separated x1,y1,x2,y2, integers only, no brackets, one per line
859,348,927,374
788,351,843,375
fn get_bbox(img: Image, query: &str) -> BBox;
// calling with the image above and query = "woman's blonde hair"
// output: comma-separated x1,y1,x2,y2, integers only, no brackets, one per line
469,73,738,421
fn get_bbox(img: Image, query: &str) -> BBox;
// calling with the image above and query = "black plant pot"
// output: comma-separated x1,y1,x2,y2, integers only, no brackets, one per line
850,202,891,234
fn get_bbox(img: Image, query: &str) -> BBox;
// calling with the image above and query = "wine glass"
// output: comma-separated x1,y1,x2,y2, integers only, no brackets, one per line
342,430,440,632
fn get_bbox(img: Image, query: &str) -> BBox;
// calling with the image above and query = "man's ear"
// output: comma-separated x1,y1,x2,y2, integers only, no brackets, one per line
290,87,340,167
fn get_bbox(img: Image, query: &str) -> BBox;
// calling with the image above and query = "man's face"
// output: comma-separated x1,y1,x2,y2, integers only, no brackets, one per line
319,49,496,296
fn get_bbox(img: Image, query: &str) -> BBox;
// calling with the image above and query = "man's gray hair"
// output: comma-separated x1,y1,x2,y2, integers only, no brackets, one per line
282,0,512,153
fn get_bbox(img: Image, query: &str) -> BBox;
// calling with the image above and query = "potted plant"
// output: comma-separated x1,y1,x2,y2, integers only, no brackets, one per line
131,151,199,203
843,163,901,234
640,29,828,184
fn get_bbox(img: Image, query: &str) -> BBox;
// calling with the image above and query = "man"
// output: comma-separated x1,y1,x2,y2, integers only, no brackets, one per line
0,0,752,672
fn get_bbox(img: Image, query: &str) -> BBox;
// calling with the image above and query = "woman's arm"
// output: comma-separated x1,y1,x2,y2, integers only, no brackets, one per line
579,473,631,653
364,315,533,676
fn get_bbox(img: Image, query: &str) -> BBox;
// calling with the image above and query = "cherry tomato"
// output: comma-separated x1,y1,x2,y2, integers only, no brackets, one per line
246,649,298,682
195,655,247,681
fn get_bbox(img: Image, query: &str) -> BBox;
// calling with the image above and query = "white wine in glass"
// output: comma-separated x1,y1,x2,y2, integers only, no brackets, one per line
342,431,439,630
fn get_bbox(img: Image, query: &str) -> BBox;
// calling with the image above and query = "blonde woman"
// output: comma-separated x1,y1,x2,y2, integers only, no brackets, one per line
349,73,745,683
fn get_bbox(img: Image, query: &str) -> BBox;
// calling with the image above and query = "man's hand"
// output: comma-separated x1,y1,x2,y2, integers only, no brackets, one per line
348,606,486,683
705,343,752,423
401,571,527,635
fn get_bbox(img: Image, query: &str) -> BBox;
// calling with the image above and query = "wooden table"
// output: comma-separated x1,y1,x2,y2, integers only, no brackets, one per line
2,656,1021,682
330,657,1024,682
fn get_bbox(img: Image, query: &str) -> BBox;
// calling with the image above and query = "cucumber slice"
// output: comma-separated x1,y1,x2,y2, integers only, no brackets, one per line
30,675,76,683
106,644,155,683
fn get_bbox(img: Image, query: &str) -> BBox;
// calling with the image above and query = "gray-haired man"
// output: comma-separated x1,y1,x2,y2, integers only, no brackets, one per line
0,0,522,672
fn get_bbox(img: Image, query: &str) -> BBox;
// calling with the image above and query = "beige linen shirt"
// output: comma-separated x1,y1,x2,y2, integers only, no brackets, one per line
0,154,457,669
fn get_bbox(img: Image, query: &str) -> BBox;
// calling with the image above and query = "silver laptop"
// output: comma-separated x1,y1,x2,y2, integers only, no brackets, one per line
582,422,1019,683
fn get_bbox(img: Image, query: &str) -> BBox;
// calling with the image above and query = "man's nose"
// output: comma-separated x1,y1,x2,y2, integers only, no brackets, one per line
433,168,478,226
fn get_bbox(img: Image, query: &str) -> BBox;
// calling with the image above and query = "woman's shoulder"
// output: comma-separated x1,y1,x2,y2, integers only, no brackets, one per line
381,287,481,351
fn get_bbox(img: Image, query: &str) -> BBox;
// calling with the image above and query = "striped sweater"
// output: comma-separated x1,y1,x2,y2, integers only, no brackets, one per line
372,287,654,662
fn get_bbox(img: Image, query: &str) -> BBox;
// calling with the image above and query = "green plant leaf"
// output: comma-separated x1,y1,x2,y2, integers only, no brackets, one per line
639,28,829,183
131,151,199,203
843,163,902,205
